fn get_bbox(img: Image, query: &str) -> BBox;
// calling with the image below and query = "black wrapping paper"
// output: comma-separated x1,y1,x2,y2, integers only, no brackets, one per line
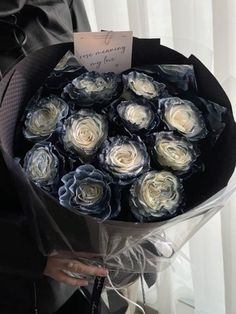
0,38,236,281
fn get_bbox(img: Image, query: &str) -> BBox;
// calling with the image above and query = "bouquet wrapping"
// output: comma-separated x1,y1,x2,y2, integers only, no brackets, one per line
0,38,236,288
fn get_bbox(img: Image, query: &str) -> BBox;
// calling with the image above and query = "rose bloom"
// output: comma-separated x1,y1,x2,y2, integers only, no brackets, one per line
63,71,121,107
153,132,199,173
159,97,207,141
58,164,120,220
23,142,62,193
24,96,69,141
130,170,183,221
122,71,166,100
98,136,150,185
62,109,108,161
117,100,155,130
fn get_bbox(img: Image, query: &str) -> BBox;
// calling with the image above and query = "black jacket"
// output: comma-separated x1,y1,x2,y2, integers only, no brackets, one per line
0,1,90,313
0,0,90,77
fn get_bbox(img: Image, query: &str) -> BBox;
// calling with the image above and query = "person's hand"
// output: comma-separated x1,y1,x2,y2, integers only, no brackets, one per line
43,256,108,286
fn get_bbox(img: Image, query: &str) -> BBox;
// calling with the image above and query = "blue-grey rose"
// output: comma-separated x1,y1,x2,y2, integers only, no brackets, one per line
58,164,119,220
130,170,183,222
159,97,208,141
109,99,160,136
62,109,108,161
157,64,197,92
23,95,69,142
153,132,200,174
23,142,64,193
122,71,166,100
98,136,150,185
44,51,86,93
63,71,122,107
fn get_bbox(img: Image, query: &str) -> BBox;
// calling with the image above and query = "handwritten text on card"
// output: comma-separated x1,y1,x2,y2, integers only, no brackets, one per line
73,31,133,73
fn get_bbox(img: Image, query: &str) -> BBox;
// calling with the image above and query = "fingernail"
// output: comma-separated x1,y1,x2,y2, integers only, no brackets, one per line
68,262,74,268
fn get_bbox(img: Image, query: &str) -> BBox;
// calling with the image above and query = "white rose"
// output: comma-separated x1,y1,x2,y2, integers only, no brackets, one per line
75,182,103,204
118,102,153,129
154,134,196,171
162,98,207,140
25,145,58,184
107,142,144,175
74,76,107,94
138,171,181,213
27,103,60,136
24,96,68,140
63,110,108,159
124,72,165,99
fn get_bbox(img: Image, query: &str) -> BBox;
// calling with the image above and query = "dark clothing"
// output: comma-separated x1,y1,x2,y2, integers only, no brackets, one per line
0,0,90,76
0,154,47,278
0,1,90,313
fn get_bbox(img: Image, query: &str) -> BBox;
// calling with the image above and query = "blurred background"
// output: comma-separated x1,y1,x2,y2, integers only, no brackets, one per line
82,1,236,314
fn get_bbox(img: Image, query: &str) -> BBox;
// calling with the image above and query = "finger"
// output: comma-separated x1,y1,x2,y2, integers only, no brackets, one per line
65,260,108,277
55,271,89,286
48,257,66,270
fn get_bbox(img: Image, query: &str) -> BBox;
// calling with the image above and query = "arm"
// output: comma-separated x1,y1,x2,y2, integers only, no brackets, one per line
0,152,47,278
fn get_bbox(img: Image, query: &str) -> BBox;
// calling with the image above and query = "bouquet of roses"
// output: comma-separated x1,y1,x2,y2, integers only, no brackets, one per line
0,39,236,282
18,50,227,224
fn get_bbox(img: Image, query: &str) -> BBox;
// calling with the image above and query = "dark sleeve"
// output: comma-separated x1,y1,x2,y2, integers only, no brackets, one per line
0,152,47,279
68,0,91,32
0,0,27,17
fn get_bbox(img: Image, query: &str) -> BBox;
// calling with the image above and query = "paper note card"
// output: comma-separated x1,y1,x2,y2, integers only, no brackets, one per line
74,31,133,73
